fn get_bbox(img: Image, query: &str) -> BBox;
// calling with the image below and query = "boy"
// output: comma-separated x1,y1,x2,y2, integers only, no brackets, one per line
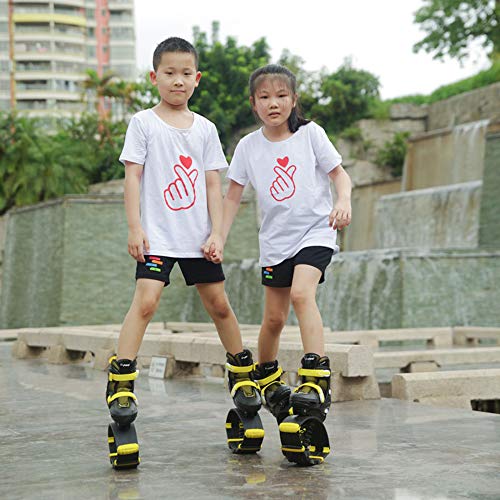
106,38,260,429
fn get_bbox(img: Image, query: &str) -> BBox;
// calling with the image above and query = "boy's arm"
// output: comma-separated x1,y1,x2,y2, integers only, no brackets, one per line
328,164,352,230
222,180,245,243
203,170,224,262
124,161,149,262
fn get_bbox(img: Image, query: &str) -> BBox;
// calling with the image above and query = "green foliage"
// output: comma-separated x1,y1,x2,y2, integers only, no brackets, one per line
340,126,363,141
54,114,127,184
189,22,271,148
312,60,381,133
427,60,500,102
0,113,89,215
376,132,411,177
413,0,499,62
0,112,126,215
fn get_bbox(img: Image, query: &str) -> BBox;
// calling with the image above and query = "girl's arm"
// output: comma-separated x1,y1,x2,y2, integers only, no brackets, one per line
203,170,224,262
222,180,245,243
328,164,352,230
124,161,149,262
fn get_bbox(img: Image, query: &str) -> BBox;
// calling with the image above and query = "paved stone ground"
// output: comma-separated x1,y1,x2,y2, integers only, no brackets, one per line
1,343,499,500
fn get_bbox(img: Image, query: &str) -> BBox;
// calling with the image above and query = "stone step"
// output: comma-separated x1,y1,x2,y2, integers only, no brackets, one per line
11,326,380,403
392,369,500,409
453,326,500,346
375,346,500,369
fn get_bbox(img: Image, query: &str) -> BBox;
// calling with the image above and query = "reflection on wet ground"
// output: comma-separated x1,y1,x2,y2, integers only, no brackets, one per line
1,344,499,499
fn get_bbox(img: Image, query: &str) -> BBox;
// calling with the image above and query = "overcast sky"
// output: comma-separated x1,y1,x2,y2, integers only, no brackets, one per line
133,0,491,100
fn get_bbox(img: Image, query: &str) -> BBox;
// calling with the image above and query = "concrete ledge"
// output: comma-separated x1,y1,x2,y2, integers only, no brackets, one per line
8,324,380,403
392,369,500,408
375,346,500,369
192,326,452,349
453,326,500,346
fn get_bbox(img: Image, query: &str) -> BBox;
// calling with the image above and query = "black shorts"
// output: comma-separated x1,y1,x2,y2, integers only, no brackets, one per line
136,254,225,287
261,246,334,288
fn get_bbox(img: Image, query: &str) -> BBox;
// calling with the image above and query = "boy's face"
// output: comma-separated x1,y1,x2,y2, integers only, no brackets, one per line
150,51,201,108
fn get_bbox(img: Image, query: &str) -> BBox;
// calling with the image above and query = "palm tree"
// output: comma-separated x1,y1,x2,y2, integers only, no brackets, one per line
81,69,118,118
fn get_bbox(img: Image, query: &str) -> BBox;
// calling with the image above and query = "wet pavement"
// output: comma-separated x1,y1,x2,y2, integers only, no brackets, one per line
1,343,500,500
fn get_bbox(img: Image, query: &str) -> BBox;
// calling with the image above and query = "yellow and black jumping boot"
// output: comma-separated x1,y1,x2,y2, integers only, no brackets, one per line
279,353,331,466
106,356,140,469
225,349,265,454
254,360,291,424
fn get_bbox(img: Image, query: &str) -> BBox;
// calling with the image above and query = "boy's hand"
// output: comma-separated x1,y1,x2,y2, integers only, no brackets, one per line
202,233,223,263
329,199,352,231
128,227,150,262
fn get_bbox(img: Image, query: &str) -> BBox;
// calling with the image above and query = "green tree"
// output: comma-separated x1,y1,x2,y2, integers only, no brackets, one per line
54,114,127,184
189,22,271,148
413,0,500,62
313,60,380,133
81,69,118,116
0,113,88,215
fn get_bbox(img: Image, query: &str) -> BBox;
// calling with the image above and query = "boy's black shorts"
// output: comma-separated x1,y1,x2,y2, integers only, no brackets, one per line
136,254,225,287
261,246,334,288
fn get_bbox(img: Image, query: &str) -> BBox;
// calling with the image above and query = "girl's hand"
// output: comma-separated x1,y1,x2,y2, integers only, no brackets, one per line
128,227,150,262
202,233,224,263
329,200,352,231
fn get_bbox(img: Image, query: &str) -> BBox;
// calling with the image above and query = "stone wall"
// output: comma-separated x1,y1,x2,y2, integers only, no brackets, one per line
402,120,489,191
478,123,500,248
427,82,500,131
0,194,259,328
0,214,8,299
375,181,482,249
342,179,401,251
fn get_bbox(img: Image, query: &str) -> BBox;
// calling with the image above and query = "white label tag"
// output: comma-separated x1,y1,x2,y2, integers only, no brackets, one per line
149,356,167,378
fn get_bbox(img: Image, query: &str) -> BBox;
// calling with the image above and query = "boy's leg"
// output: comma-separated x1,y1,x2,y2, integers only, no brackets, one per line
290,265,324,356
107,278,164,424
195,281,243,355
117,278,164,360
258,286,291,362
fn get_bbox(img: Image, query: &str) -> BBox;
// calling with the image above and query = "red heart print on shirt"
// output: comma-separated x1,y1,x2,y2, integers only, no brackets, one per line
180,155,192,169
277,156,289,167
164,155,198,211
270,156,297,202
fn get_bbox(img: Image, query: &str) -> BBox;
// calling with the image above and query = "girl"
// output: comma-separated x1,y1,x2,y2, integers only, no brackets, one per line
222,64,352,424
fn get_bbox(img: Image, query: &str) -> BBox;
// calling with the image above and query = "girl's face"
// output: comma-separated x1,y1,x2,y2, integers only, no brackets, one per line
250,76,297,131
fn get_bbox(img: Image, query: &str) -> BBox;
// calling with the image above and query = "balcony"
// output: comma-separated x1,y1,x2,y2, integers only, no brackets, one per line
13,13,86,27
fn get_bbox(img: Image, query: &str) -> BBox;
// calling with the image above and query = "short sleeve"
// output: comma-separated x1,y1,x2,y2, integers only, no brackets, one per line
310,123,342,174
204,123,229,171
227,140,249,186
119,114,148,166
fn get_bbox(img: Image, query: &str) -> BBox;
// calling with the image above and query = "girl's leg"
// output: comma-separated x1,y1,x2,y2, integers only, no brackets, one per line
195,281,243,355
254,286,292,422
258,286,291,363
289,265,332,422
117,278,164,360
290,265,324,355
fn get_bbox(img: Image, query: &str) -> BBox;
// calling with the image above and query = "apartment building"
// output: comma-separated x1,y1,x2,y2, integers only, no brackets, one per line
0,0,136,116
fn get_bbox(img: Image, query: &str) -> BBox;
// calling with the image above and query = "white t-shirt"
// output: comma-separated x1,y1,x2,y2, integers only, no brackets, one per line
227,122,342,266
120,109,228,257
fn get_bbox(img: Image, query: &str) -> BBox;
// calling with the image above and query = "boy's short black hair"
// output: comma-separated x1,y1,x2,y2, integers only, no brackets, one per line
152,37,199,71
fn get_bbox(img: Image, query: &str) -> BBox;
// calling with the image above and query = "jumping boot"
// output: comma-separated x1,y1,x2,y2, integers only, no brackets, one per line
278,353,331,466
225,349,264,454
106,356,140,469
106,356,139,426
254,360,291,424
290,353,332,421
